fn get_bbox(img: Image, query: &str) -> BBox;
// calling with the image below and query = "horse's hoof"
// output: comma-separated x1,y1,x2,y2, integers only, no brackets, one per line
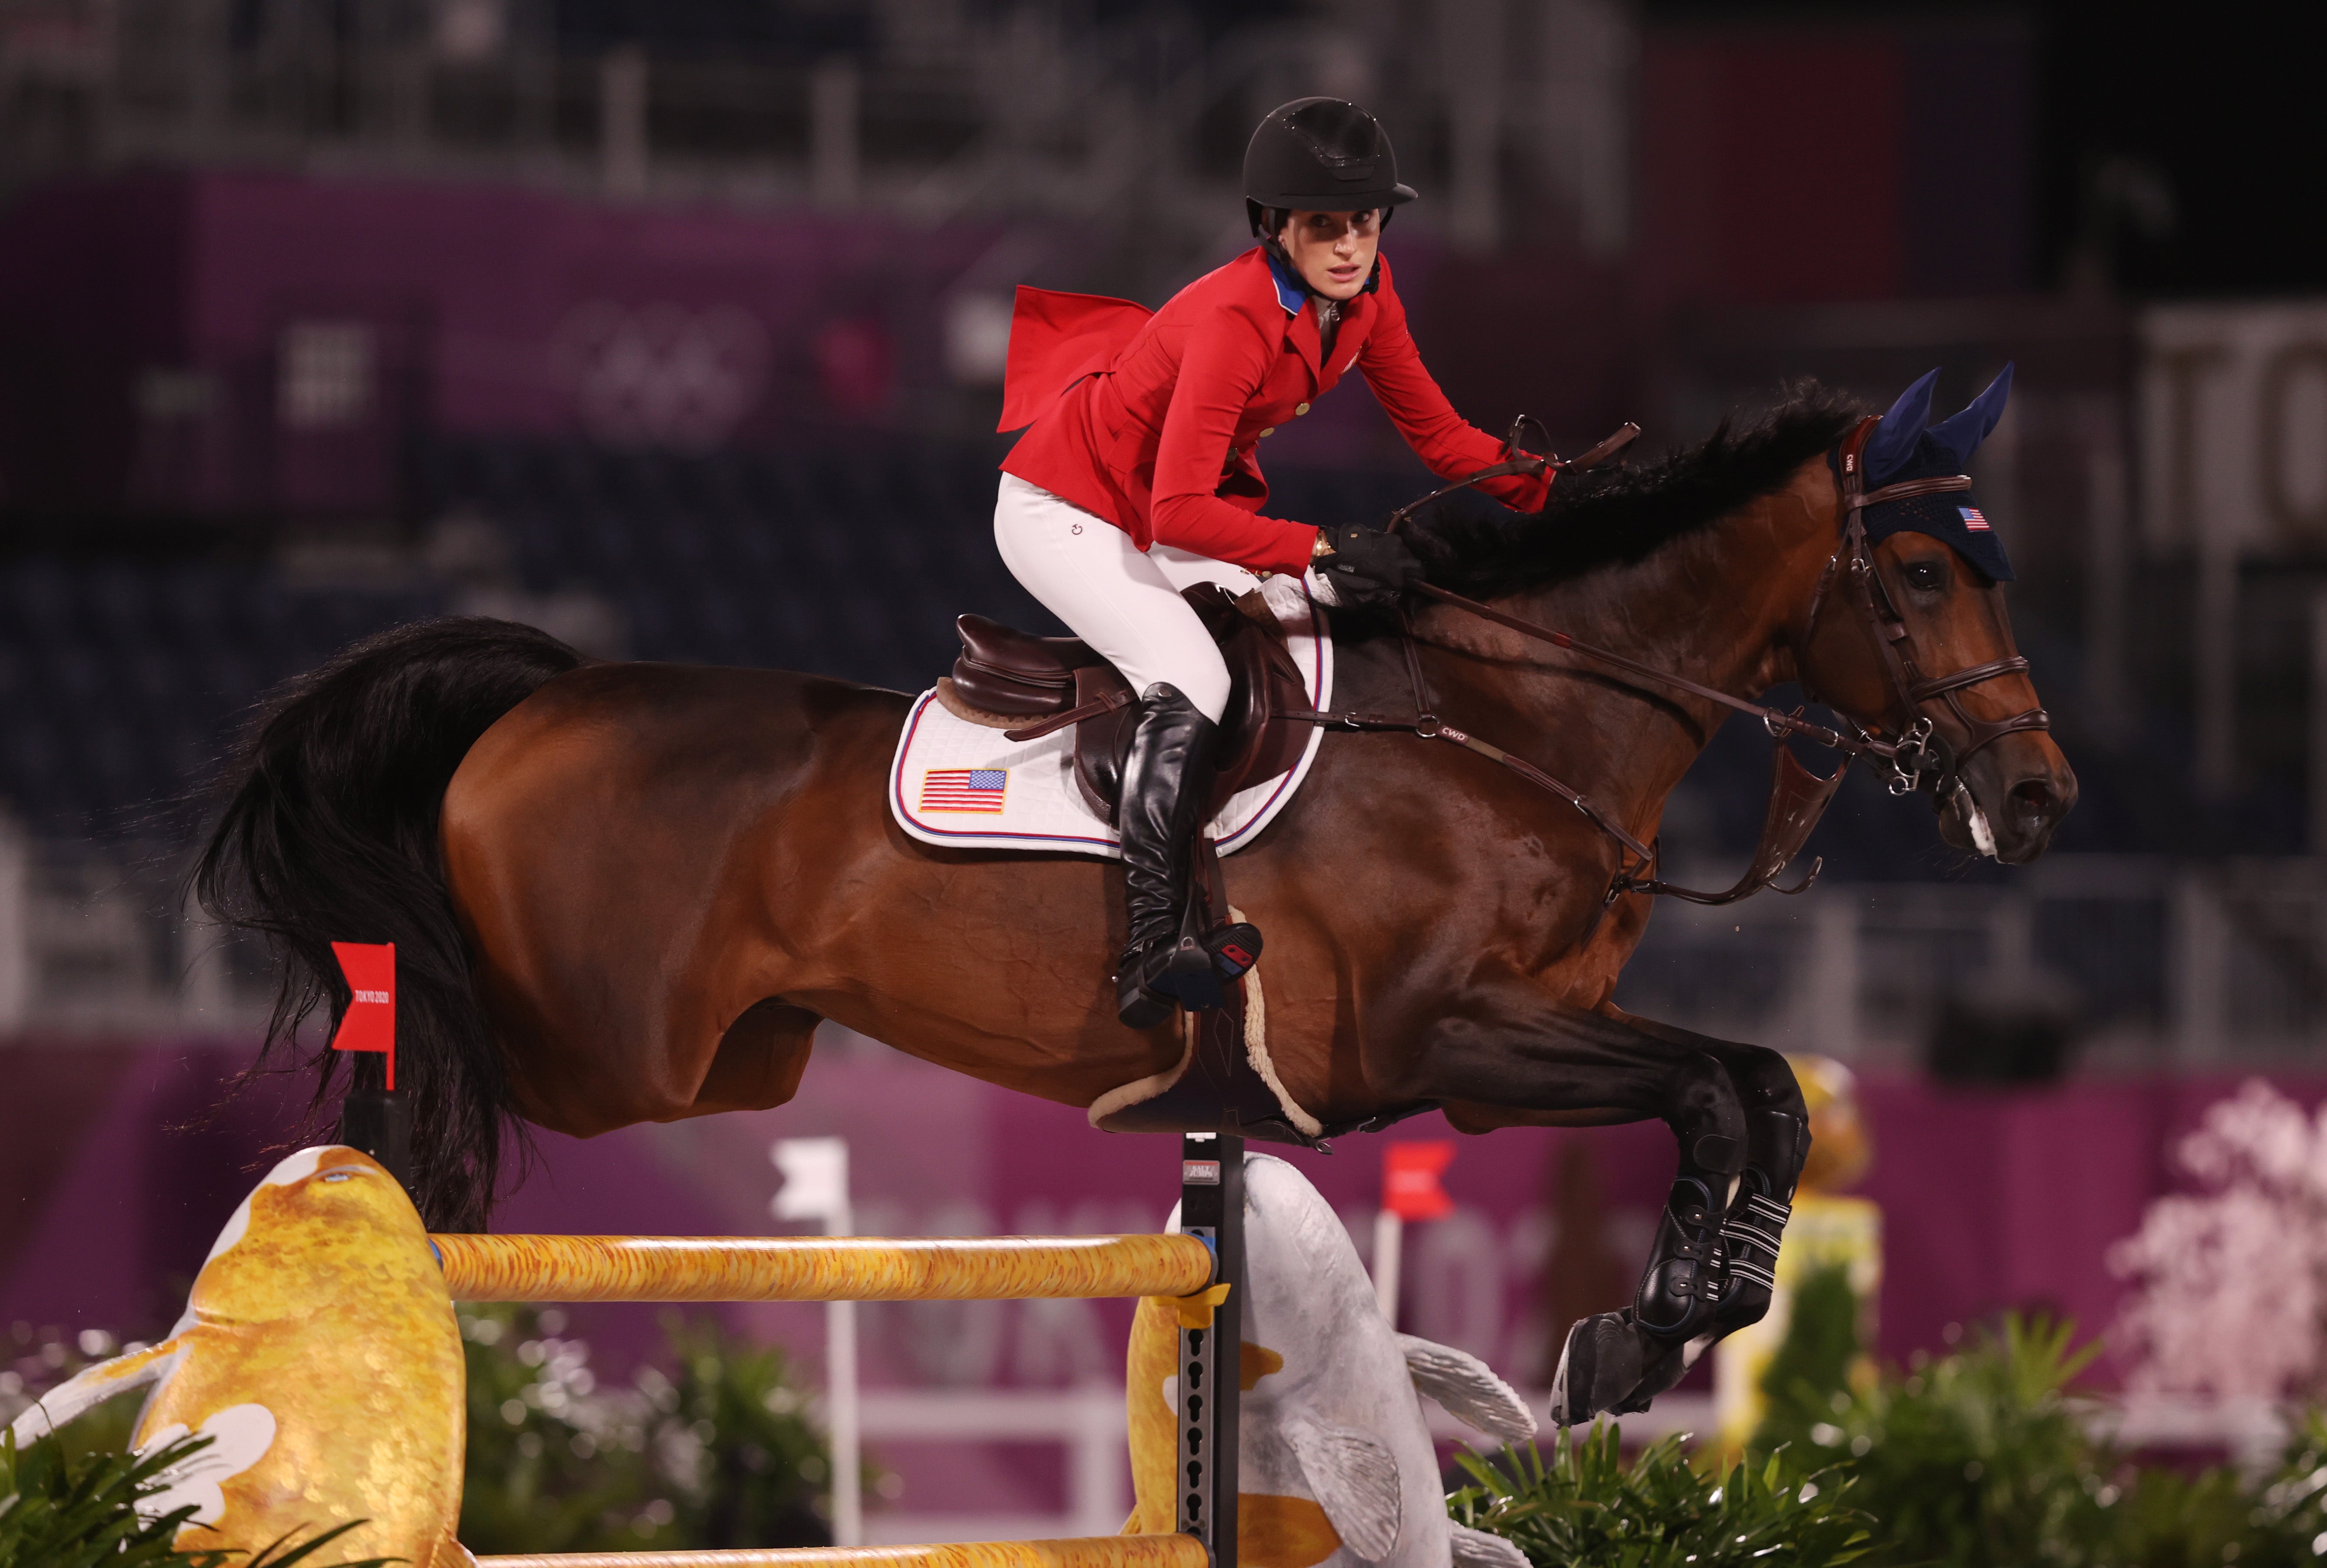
1618,1331,1705,1415
1549,1311,1644,1426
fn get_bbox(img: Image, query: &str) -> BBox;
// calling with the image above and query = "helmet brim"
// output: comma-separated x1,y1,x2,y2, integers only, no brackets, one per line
1246,182,1418,213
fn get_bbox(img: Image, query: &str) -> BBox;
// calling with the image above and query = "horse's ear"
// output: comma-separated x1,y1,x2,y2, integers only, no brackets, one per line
1863,368,1940,486
1927,362,2015,470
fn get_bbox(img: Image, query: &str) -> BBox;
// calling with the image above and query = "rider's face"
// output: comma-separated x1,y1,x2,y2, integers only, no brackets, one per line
1276,209,1380,301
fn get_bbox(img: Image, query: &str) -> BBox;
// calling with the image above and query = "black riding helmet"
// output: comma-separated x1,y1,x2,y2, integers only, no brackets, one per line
1243,97,1418,240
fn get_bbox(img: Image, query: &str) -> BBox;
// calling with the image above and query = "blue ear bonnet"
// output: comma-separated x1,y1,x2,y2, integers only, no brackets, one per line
1841,364,2016,583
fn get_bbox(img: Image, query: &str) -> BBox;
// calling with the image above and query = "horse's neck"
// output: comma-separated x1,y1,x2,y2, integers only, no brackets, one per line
1433,497,1818,821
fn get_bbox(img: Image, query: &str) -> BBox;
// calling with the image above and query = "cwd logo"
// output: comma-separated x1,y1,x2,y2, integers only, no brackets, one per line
551,301,769,450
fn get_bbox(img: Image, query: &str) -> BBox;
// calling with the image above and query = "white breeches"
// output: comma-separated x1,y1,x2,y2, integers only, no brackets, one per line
993,473,1257,725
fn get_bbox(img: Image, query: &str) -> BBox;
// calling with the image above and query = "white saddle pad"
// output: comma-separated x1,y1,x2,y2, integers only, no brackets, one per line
888,562,1332,858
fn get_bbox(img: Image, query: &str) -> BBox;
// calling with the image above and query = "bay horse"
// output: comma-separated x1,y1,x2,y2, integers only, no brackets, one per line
197,378,2075,1420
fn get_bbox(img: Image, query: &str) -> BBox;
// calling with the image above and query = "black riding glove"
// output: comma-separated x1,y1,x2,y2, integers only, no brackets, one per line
1315,523,1423,606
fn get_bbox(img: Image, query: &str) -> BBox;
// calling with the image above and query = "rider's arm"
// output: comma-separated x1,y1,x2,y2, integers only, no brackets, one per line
1148,304,1321,577
1358,267,1552,514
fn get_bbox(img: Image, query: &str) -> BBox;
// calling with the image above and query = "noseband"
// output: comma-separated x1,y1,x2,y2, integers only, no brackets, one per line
1801,416,2052,798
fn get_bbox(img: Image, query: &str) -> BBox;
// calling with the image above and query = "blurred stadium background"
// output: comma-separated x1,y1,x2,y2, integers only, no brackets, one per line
2,0,2324,1536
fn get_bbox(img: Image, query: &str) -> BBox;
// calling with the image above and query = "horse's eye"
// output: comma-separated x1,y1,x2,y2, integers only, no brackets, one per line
1905,561,1945,593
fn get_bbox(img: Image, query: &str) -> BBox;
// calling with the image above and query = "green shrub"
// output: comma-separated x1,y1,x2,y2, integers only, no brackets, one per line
0,1427,392,1568
1448,1425,1874,1568
1754,1261,1868,1446
4,1309,848,1560
455,1304,846,1555
1746,1293,2327,1568
654,1316,833,1548
1765,1312,2111,1565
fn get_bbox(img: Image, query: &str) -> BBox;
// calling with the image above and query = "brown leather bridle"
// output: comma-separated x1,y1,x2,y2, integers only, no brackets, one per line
1801,414,2052,800
1295,413,2053,904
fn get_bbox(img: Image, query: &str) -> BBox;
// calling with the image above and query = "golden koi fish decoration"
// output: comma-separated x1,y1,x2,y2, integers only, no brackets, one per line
7,1145,465,1566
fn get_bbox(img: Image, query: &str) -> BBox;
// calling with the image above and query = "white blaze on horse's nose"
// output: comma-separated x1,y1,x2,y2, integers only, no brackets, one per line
1955,783,1998,858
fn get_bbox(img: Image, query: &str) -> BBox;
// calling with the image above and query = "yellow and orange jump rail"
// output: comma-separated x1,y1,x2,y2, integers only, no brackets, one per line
470,1537,1211,1568
429,1232,1215,1305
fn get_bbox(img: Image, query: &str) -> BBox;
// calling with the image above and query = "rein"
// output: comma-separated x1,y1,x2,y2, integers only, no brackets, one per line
1297,415,2044,905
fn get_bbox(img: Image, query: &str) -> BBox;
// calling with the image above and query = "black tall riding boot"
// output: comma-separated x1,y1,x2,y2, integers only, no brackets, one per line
1114,683,1237,1028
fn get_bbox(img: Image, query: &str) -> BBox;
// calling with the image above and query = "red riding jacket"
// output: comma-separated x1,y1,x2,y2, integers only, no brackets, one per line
998,247,1550,578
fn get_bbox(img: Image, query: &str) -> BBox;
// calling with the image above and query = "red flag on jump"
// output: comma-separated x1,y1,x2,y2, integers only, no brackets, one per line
329,941,396,1091
1382,1140,1456,1222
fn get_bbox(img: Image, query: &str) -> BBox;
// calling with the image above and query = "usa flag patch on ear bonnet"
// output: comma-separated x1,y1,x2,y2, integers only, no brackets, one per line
1842,365,2018,583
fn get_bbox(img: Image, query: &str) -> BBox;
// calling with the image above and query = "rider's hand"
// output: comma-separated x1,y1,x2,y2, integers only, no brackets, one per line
1313,523,1423,606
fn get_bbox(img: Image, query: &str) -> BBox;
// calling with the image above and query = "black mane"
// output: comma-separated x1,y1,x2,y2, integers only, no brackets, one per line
1405,380,1866,600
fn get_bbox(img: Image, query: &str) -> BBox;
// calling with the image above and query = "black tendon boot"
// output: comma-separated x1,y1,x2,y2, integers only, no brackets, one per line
1711,1109,1810,1335
1552,1131,1744,1426
1115,684,1228,1028
1592,1112,1810,1419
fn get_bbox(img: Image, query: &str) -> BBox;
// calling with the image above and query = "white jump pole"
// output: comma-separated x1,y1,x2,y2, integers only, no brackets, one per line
1372,1142,1455,1330
1371,1210,1403,1326
773,1137,859,1548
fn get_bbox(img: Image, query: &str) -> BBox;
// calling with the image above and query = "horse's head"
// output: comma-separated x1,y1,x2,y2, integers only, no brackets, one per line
1798,366,2077,863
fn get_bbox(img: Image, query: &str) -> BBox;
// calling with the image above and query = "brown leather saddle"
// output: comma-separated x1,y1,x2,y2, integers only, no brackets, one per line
945,582,1312,821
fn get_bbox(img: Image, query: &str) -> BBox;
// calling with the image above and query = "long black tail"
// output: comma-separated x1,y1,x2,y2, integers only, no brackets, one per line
194,616,584,1231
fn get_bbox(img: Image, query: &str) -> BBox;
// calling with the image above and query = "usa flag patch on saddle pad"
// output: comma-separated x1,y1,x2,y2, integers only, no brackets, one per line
918,768,1008,813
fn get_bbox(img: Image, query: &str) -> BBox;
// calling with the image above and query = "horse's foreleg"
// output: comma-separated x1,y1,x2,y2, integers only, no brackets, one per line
1402,993,1742,1344
1398,990,1797,1423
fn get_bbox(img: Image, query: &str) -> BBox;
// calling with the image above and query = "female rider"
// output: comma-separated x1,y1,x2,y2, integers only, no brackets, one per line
996,97,1551,1028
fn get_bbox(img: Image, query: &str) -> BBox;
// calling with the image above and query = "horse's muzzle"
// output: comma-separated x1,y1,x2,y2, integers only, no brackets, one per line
1944,739,2077,864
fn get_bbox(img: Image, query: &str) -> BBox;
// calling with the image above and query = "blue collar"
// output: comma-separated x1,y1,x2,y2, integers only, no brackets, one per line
1264,247,1306,315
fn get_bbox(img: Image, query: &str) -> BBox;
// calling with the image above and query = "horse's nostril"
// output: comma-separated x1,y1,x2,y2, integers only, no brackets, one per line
2011,779,2054,817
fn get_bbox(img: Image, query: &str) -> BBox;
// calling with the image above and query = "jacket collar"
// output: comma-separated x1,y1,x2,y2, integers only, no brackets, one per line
1257,246,1376,385
1264,246,1307,315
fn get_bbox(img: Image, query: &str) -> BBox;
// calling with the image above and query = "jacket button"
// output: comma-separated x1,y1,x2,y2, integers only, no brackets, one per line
1295,402,1310,415
1259,427,1274,438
